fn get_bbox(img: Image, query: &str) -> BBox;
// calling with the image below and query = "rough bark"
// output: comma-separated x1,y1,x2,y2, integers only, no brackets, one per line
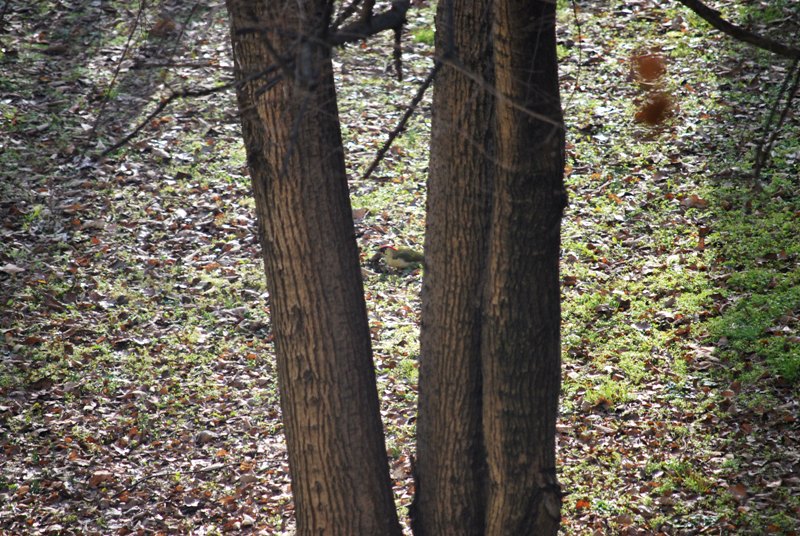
225,1,401,534
417,0,565,534
415,0,495,534
482,1,565,534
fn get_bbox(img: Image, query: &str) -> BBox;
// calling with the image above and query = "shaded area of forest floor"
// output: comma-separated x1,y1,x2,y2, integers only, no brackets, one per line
1,0,799,534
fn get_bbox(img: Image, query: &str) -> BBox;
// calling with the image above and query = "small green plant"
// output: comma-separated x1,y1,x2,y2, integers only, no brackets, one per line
584,378,630,408
21,204,45,231
708,285,800,382
412,27,435,46
618,352,647,384
651,459,712,495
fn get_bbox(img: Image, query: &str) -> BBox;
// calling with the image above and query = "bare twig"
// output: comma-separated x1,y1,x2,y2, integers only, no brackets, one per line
231,25,295,80
362,61,440,181
89,0,148,141
238,1,409,51
130,60,226,70
166,3,199,59
331,0,364,32
675,0,800,59
563,0,583,111
254,71,284,98
754,59,800,181
104,0,406,161
98,66,279,158
110,459,282,499
393,24,403,81
439,55,563,129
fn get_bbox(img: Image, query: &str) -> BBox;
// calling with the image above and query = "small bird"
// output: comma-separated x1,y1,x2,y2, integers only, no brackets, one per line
377,245,425,269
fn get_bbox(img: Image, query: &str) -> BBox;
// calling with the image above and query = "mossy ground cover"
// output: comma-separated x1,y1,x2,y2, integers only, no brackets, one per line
1,0,798,533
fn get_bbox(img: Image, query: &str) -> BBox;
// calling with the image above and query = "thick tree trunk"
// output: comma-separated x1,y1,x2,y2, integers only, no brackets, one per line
418,1,565,534
415,1,494,534
225,1,401,534
482,1,565,533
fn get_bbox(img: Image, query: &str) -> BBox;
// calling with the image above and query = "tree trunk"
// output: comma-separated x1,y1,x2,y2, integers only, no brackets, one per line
482,1,566,533
417,0,565,534
225,1,401,534
415,0,494,534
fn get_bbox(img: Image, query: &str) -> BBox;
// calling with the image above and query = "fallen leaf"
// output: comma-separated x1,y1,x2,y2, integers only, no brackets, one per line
728,483,748,501
681,194,708,209
88,470,115,488
0,263,25,274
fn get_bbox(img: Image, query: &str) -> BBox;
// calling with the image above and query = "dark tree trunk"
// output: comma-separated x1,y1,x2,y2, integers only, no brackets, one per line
415,0,494,534
225,1,401,534
417,0,565,534
482,0,566,533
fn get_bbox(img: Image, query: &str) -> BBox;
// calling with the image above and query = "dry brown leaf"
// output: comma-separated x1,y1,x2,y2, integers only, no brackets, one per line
88,470,115,488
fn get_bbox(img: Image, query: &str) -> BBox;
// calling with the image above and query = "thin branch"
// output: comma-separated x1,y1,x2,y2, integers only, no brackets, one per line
392,23,403,81
166,3,199,60
130,60,226,70
754,59,800,181
563,0,583,111
239,1,409,51
254,72,284,98
111,463,230,498
89,0,148,141
331,0,364,32
98,67,278,158
439,55,563,130
675,0,800,59
362,61,440,181
231,26,295,80
110,459,282,499
754,60,797,179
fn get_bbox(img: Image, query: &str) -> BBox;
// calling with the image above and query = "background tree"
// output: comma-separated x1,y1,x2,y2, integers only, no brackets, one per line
481,1,565,532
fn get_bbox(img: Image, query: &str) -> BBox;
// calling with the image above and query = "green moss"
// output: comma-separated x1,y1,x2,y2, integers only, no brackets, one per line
411,27,435,46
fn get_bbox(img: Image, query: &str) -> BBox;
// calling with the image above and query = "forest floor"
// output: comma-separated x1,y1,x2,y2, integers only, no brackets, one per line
1,0,799,534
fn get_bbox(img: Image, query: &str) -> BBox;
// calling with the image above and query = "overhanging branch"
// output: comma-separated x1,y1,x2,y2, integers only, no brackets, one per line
329,0,409,46
237,1,410,50
675,0,800,59
331,0,365,32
